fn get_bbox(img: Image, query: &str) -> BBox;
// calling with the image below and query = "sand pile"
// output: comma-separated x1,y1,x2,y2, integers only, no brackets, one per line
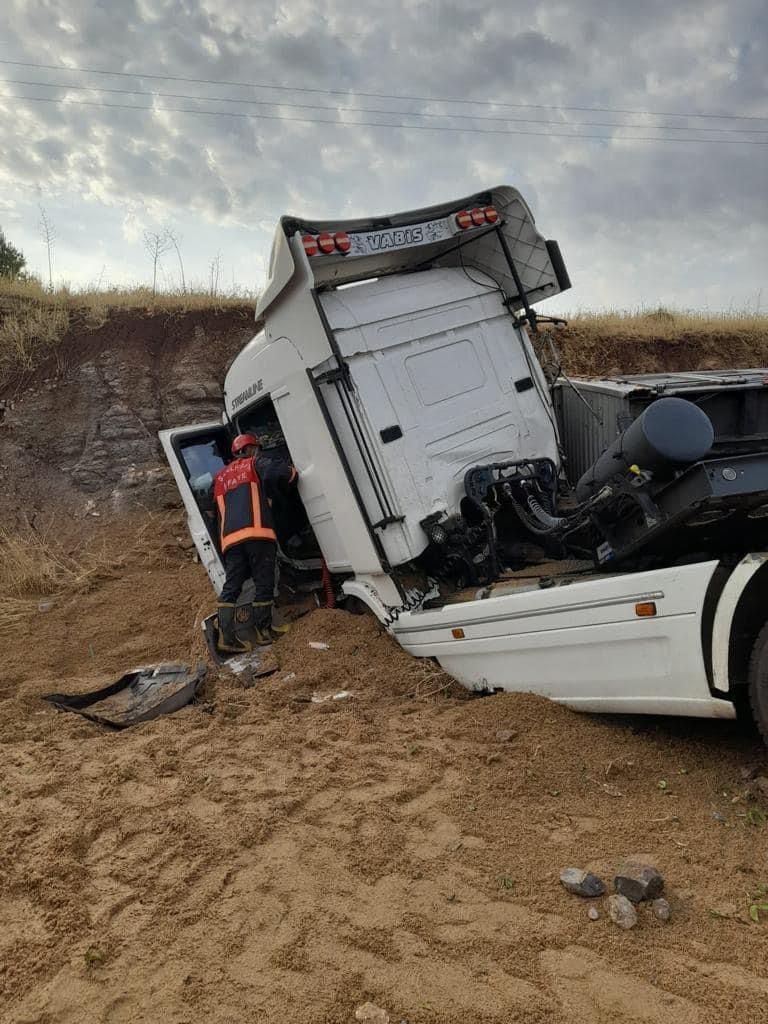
2,518,768,1023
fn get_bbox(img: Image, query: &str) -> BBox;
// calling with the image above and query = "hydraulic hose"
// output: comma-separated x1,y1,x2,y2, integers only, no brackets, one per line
321,559,336,609
526,494,569,531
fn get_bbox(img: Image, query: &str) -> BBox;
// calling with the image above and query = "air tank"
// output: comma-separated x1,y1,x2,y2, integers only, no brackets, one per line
575,396,714,501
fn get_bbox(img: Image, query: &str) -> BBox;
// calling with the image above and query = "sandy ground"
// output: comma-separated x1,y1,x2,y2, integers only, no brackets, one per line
2,519,768,1023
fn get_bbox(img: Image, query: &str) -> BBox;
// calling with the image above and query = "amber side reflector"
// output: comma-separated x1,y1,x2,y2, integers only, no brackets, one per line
635,602,657,617
452,627,466,639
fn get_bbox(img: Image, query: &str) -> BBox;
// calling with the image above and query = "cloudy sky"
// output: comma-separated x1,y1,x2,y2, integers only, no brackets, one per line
1,0,766,312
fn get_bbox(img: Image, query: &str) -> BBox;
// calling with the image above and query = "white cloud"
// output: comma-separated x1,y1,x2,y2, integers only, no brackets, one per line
1,0,766,307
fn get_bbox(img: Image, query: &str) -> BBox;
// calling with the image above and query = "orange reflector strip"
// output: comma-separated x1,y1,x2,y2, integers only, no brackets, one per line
452,627,466,639
635,602,657,617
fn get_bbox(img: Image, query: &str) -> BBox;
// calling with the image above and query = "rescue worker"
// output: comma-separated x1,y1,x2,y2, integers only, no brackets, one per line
213,432,299,652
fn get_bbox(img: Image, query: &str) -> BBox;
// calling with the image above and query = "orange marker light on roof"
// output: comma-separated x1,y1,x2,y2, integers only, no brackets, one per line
470,207,486,226
455,210,473,230
483,205,499,223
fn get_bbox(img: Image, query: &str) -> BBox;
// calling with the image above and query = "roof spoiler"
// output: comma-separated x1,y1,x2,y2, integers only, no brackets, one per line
256,185,570,320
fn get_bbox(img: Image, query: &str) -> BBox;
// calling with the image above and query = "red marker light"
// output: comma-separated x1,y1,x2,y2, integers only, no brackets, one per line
334,231,351,254
317,232,336,254
455,210,473,230
302,234,319,256
483,206,499,223
470,207,486,226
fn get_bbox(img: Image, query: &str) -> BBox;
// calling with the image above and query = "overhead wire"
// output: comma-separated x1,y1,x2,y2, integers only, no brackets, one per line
3,77,767,135
1,57,766,122
2,90,768,145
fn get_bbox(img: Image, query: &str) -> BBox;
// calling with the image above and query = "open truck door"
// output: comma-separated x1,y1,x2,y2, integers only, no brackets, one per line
159,421,229,594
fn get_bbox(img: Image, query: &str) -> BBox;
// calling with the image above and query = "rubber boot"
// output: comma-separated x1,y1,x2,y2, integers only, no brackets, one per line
234,602,272,647
216,603,252,654
254,601,289,641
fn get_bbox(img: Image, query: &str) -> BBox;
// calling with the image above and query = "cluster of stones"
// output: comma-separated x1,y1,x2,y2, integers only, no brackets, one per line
559,862,669,929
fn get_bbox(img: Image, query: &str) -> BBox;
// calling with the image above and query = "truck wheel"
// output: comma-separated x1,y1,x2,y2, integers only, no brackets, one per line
747,621,768,746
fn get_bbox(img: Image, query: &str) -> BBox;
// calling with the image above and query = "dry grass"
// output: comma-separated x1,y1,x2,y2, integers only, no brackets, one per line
0,276,254,314
0,524,124,636
0,303,69,375
563,305,768,340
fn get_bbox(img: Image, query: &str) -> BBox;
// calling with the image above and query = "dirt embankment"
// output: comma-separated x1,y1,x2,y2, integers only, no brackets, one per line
0,307,253,524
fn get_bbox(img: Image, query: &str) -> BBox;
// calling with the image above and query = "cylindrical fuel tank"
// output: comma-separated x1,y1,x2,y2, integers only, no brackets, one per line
575,396,714,501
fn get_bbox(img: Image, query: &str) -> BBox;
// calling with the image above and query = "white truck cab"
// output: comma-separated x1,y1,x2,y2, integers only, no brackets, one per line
161,186,768,742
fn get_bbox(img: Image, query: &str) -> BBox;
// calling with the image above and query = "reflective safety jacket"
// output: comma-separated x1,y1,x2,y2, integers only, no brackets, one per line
213,455,298,552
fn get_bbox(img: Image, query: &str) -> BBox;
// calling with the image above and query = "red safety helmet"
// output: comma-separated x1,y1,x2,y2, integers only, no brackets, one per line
231,433,260,455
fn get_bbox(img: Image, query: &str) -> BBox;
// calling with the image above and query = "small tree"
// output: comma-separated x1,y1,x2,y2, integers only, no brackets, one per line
0,229,26,278
143,228,173,297
209,252,222,298
167,229,186,294
38,204,55,290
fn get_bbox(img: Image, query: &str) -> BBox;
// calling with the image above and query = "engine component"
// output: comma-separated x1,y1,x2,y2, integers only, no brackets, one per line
575,397,714,501
419,511,494,587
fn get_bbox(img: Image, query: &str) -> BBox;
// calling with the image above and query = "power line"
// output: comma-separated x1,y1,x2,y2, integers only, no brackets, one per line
3,89,768,145
5,77,767,135
1,56,766,123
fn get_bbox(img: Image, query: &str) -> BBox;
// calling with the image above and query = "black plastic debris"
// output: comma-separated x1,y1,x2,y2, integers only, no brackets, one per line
42,662,206,729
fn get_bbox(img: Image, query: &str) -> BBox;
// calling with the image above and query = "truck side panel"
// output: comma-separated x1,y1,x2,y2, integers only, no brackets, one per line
393,560,736,717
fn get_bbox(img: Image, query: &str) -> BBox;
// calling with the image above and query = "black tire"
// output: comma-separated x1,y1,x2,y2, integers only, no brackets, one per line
747,620,768,747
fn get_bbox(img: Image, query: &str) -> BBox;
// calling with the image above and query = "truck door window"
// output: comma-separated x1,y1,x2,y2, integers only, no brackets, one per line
176,431,230,548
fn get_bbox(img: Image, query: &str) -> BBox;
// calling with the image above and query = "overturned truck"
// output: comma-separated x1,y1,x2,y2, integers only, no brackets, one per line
161,186,768,741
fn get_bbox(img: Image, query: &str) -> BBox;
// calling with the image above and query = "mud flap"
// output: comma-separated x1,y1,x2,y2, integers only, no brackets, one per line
42,662,207,729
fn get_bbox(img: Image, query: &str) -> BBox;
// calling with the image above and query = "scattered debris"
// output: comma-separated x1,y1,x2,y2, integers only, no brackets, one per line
309,641,330,651
754,776,768,799
37,598,55,612
608,893,638,930
282,672,297,683
560,868,606,898
614,862,665,903
653,897,672,922
355,1003,390,1023
602,783,624,798
311,690,352,704
494,729,517,743
740,766,760,782
42,662,206,729
588,905,600,920
712,810,727,823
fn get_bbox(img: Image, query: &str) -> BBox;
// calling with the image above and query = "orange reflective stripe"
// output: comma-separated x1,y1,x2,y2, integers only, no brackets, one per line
221,525,276,550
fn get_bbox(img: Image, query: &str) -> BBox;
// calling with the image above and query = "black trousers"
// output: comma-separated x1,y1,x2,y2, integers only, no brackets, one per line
220,540,276,604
